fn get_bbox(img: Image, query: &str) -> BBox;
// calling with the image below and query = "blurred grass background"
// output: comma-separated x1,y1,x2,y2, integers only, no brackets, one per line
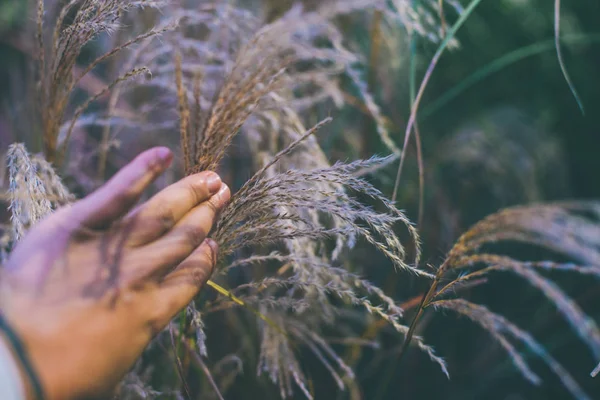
1,0,599,399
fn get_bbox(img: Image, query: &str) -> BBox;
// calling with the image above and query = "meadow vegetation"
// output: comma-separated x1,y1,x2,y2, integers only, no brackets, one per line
1,0,599,399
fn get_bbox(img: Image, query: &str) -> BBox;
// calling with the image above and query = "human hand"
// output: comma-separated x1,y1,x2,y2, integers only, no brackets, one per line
0,147,230,400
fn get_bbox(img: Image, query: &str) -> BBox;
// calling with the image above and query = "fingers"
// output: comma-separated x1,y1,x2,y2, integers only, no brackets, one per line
151,239,218,327
72,147,173,229
130,184,230,280
123,172,222,247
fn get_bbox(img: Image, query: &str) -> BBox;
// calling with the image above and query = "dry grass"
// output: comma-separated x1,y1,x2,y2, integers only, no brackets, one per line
400,202,600,399
34,0,169,164
2,1,599,399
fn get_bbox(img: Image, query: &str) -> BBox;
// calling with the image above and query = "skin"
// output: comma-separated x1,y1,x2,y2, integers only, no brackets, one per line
0,147,230,400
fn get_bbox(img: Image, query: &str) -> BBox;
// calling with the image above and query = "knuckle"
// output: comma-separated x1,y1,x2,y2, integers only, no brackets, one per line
212,185,231,211
185,182,202,205
113,187,138,209
129,202,176,243
206,196,221,215
181,224,208,249
185,178,210,205
191,264,210,285
180,256,212,285
156,206,177,232
202,240,218,267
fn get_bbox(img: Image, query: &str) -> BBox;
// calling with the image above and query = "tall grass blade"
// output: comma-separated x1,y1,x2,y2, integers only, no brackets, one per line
392,0,485,202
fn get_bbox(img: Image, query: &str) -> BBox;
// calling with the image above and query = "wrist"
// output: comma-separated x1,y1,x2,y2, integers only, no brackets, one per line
0,332,34,400
0,314,77,400
0,313,49,400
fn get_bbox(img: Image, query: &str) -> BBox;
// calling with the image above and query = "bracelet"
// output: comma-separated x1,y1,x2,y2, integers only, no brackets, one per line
0,314,45,400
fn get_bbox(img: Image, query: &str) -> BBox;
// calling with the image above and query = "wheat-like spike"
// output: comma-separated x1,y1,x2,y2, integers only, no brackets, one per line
186,306,207,358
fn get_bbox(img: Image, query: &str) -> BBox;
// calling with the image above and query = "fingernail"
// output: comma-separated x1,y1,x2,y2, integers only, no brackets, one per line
206,173,222,194
205,238,219,262
156,147,172,164
216,183,230,202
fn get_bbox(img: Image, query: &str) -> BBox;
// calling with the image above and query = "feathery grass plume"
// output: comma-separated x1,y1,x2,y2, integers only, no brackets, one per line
5,143,71,249
109,0,452,167
7,143,53,241
158,3,454,396
212,151,425,277
166,9,441,389
397,201,600,398
445,202,600,265
1,144,69,265
165,1,405,269
189,22,292,173
194,119,447,394
255,311,365,399
174,5,369,278
257,314,313,399
254,1,401,157
36,0,169,163
213,251,446,374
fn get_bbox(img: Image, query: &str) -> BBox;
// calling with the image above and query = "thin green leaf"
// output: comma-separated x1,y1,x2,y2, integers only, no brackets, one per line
555,0,585,114
392,0,486,202
422,33,600,119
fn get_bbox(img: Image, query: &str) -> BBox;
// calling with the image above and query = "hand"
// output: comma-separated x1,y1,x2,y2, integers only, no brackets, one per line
0,147,230,400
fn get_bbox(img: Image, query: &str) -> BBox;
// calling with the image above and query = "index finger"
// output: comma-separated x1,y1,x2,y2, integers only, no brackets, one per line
71,147,173,229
